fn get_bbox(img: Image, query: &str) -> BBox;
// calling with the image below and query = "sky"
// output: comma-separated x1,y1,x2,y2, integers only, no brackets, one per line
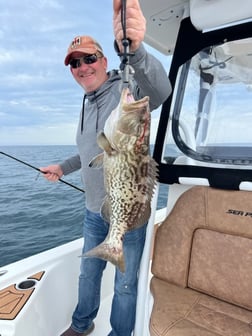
0,0,171,146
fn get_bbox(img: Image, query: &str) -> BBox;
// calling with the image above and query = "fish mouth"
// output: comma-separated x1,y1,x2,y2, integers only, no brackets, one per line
126,92,135,104
121,87,150,108
122,87,135,104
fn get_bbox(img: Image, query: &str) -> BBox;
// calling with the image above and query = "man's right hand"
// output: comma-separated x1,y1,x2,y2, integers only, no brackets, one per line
113,0,146,52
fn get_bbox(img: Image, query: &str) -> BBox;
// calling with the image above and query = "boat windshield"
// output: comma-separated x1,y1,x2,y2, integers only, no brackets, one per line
164,37,252,167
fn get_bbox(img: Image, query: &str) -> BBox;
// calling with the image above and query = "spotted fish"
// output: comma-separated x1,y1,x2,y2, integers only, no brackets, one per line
83,87,157,272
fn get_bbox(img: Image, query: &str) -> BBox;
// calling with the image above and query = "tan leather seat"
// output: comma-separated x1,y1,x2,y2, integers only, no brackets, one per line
150,186,252,336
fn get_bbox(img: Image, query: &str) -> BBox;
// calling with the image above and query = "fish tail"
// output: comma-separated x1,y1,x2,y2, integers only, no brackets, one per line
81,242,125,273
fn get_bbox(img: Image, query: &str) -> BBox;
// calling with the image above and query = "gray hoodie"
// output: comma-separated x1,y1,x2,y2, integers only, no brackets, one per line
60,44,171,212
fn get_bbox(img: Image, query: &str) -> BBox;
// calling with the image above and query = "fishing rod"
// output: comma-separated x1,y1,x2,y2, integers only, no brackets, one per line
0,151,85,193
115,0,135,87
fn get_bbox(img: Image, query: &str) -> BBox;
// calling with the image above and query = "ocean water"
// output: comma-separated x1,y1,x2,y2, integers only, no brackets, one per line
0,145,168,268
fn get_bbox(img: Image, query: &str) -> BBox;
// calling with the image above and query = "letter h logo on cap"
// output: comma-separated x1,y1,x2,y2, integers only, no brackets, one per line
71,37,81,49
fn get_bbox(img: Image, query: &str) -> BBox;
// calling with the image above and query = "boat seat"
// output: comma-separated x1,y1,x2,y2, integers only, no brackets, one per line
150,186,252,336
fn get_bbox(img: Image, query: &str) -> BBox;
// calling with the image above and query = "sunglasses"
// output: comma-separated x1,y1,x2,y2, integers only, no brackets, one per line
69,54,102,68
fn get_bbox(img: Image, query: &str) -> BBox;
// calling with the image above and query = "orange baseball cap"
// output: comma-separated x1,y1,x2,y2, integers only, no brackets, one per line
64,35,103,65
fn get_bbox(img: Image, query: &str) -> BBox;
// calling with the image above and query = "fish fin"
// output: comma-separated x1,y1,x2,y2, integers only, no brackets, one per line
97,131,115,155
128,202,151,231
89,153,104,168
100,197,111,223
149,157,159,181
81,242,125,273
139,203,152,227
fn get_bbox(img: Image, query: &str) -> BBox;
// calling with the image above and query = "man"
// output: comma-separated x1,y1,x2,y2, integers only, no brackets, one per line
41,1,171,335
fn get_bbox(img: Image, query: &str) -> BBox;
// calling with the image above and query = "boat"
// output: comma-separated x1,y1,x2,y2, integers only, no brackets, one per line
1,0,252,335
